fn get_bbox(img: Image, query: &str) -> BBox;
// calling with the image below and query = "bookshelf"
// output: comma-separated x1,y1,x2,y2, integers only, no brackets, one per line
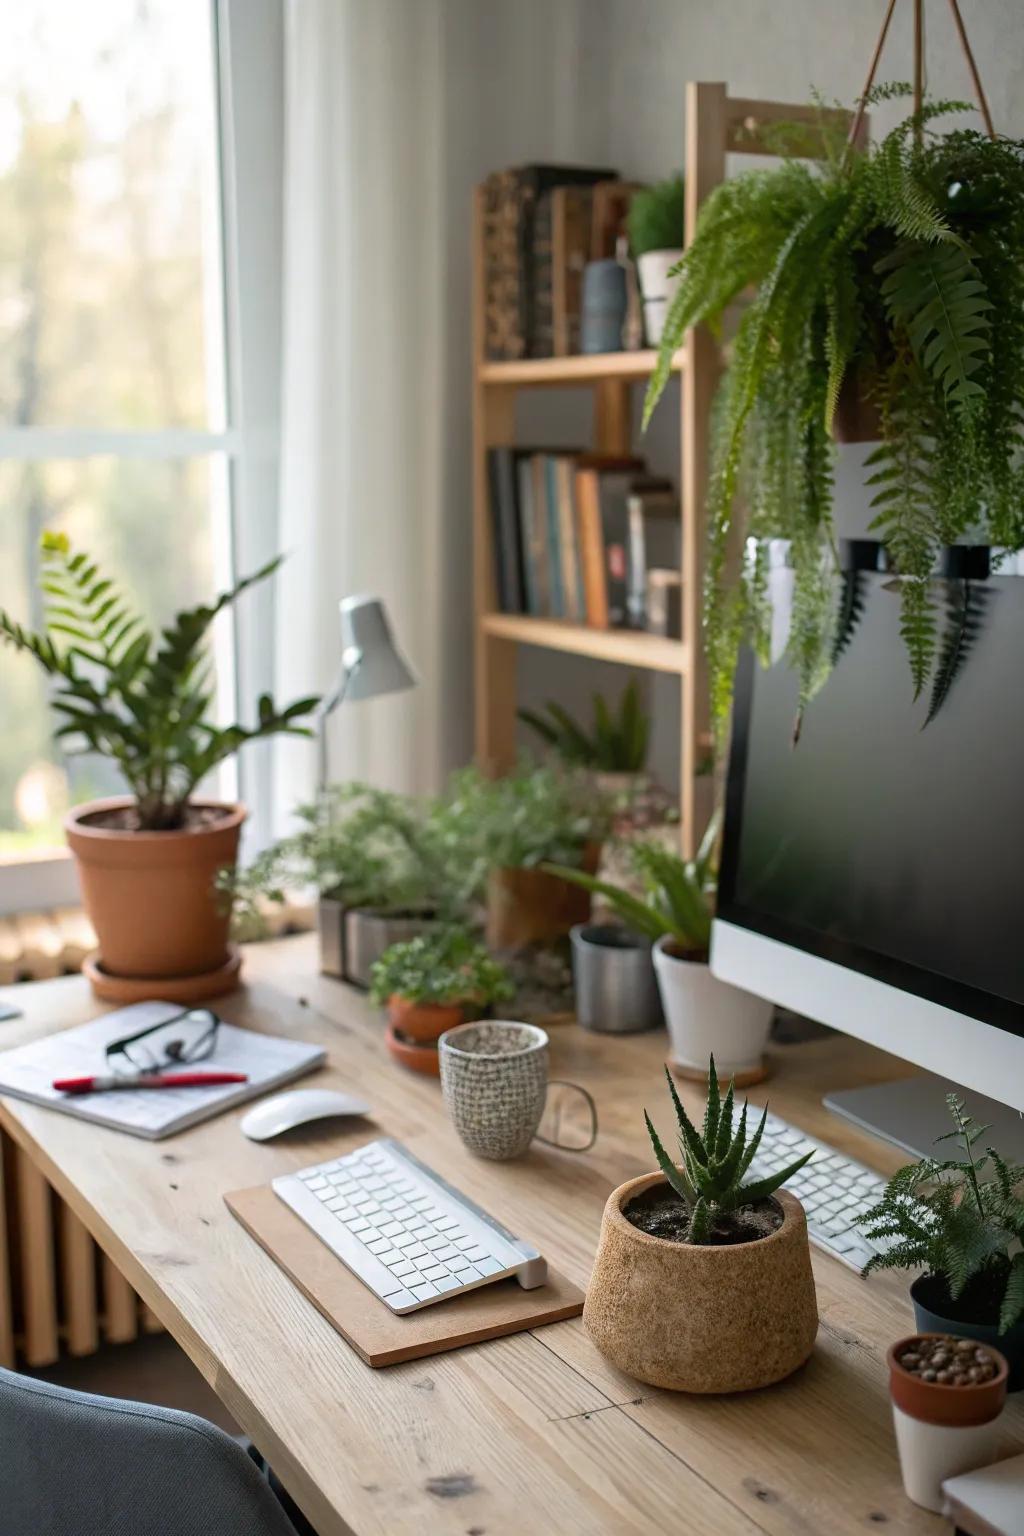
472,84,857,856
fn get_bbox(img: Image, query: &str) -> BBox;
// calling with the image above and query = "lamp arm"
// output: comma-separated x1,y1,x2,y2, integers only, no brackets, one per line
315,646,363,794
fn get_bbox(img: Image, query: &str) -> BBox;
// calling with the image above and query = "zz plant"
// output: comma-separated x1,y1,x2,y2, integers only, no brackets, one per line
860,1093,1024,1333
518,680,649,773
645,87,1024,731
0,532,317,830
645,1059,813,1244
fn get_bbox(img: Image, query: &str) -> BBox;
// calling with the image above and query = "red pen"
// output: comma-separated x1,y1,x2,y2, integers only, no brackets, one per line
53,1071,249,1096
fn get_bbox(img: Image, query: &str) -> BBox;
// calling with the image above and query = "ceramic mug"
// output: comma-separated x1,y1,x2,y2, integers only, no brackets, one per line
438,1020,597,1161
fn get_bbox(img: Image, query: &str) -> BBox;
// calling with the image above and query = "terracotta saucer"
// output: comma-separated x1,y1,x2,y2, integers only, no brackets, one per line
82,947,242,1004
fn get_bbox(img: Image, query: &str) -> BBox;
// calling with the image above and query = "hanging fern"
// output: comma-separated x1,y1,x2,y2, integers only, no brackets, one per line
925,578,990,726
644,90,1024,732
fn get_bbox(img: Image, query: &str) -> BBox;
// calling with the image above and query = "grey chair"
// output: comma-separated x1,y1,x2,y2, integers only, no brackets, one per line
0,1366,302,1536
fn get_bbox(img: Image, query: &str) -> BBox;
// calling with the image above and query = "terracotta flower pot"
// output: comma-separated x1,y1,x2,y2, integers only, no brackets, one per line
583,1174,818,1393
65,797,245,1000
384,1023,442,1076
888,1334,1009,1511
386,995,468,1045
485,843,600,950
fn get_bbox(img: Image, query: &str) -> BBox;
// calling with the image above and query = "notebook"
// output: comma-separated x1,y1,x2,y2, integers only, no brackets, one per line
0,1001,325,1140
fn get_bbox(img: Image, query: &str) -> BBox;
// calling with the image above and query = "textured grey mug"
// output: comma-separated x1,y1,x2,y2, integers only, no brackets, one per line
439,1020,597,1161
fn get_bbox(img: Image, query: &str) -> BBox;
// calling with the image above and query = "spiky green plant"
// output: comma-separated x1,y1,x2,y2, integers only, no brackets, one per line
644,88,1024,733
860,1093,1024,1334
0,532,318,830
643,1060,814,1244
518,680,649,772
543,811,719,957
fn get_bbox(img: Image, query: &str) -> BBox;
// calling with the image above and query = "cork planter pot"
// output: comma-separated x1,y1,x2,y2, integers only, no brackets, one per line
583,1175,818,1393
66,797,244,1001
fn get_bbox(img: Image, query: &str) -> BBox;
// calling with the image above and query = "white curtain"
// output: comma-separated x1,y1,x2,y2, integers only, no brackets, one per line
272,0,605,833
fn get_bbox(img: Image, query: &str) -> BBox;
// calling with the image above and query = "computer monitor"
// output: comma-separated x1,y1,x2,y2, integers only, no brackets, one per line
712,545,1024,1153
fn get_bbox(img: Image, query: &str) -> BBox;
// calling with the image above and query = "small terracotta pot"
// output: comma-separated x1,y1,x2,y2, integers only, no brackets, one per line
386,996,467,1045
888,1334,1009,1511
384,1023,441,1076
583,1175,818,1393
486,843,600,949
65,797,244,995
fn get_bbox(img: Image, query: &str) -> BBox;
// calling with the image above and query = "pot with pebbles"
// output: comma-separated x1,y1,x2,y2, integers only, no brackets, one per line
583,1060,819,1392
861,1092,1024,1391
369,927,514,1077
888,1334,1008,1512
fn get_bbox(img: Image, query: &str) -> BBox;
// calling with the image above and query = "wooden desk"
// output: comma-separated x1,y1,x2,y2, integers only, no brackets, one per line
1,934,1021,1535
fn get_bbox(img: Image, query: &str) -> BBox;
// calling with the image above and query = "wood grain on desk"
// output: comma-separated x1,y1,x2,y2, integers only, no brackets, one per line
1,933,1021,1536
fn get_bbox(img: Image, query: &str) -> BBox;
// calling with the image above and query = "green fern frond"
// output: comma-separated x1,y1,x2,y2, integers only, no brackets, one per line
878,241,992,407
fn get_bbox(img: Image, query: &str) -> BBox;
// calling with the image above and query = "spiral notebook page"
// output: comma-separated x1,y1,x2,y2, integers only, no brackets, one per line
0,1001,325,1139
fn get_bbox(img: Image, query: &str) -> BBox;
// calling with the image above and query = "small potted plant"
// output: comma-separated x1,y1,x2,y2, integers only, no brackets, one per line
584,1060,817,1391
626,174,685,345
229,783,473,986
546,815,773,1080
442,762,609,951
861,1093,1024,1390
0,533,318,1000
369,927,514,1075
518,680,649,799
888,1333,1008,1511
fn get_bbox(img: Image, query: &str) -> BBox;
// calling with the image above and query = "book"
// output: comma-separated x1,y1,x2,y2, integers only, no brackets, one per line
626,480,680,629
0,1001,325,1140
487,448,526,613
516,456,539,614
551,186,594,356
543,456,565,617
574,457,646,628
554,456,585,620
528,454,552,614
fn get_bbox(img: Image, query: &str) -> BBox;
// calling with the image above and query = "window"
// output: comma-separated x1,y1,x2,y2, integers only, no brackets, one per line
0,0,283,908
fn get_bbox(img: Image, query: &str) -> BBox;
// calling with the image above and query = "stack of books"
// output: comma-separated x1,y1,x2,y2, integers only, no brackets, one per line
487,449,681,637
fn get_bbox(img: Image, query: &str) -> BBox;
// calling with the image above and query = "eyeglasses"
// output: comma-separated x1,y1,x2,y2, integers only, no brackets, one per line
105,1008,220,1076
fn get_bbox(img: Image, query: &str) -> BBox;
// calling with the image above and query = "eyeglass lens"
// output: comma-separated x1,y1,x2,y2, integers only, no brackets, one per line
110,1009,219,1072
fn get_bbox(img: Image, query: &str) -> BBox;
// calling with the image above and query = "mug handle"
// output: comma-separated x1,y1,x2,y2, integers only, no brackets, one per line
534,1080,598,1153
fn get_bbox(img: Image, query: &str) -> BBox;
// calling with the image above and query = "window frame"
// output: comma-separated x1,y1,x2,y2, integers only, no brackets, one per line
0,0,284,916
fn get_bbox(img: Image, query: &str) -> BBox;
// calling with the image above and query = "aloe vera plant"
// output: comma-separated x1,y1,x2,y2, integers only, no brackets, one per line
644,1059,814,1244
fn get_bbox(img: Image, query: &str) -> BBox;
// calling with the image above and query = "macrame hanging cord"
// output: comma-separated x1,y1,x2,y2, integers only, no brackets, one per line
846,0,996,149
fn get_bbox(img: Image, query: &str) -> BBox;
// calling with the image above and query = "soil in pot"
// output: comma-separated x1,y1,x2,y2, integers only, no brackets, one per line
625,1183,783,1246
78,803,229,834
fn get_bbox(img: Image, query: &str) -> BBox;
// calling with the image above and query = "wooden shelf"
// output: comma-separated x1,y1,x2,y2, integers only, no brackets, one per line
481,612,688,674
478,349,683,387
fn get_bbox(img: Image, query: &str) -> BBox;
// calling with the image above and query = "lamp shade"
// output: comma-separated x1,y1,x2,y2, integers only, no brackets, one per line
339,594,416,701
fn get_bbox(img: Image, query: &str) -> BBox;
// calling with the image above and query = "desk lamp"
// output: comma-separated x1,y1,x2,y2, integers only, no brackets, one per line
314,595,416,791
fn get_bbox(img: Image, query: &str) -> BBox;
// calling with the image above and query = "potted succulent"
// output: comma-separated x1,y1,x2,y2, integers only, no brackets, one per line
229,783,473,986
861,1093,1024,1391
626,174,685,345
584,1061,817,1391
0,533,317,1000
369,926,514,1076
546,815,773,1081
644,92,1024,736
888,1333,1008,1511
442,762,609,951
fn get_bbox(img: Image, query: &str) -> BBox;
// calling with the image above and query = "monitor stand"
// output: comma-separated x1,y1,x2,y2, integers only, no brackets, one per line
824,1071,1024,1163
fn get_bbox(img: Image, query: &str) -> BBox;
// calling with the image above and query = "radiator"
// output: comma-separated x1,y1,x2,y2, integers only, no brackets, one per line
0,1126,159,1367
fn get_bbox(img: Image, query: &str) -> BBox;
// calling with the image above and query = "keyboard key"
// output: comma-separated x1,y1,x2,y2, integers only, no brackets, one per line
386,1289,416,1310
405,1243,428,1259
366,1238,392,1255
421,1264,449,1282
412,1252,437,1270
302,1176,327,1191
474,1257,503,1277
380,1221,404,1238
390,1259,416,1278
348,1218,371,1235
455,1237,476,1252
434,1246,459,1262
459,1265,481,1282
466,1247,489,1263
411,1281,438,1301
393,1233,417,1250
448,1257,472,1273
435,1217,459,1233
433,1275,462,1295
424,1236,447,1252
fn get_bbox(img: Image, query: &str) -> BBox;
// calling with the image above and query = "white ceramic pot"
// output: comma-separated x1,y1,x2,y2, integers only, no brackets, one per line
637,249,684,346
652,935,773,1078
891,1405,1001,1513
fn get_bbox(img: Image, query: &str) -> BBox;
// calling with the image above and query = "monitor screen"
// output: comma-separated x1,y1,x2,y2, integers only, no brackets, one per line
718,563,1024,1038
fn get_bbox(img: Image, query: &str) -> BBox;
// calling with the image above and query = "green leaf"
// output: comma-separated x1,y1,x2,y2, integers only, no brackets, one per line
878,241,991,408
644,1110,696,1207
1000,1253,1024,1333
663,1066,710,1172
738,1149,815,1205
702,1055,721,1149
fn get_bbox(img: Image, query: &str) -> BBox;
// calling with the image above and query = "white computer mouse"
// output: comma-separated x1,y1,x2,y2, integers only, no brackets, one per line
240,1087,371,1142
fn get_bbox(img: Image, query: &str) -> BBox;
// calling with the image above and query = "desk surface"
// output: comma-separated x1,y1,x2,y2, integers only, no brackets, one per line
2,934,1021,1536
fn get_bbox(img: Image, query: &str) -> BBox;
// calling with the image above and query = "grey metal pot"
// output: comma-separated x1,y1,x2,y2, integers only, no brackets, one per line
570,923,663,1034
317,897,437,988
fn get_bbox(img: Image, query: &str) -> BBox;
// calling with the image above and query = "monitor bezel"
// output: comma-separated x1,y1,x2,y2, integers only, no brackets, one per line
717,646,1024,1041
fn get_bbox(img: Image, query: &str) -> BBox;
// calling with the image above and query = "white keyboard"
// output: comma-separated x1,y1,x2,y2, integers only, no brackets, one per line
747,1110,890,1272
273,1138,547,1314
